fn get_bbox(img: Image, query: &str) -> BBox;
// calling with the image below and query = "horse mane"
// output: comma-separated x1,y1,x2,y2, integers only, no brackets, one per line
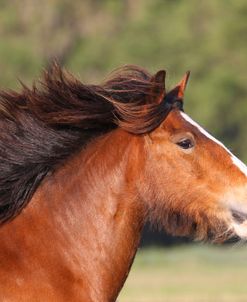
0,64,176,224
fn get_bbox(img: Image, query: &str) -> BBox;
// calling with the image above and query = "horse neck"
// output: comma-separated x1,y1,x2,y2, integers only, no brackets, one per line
0,129,145,301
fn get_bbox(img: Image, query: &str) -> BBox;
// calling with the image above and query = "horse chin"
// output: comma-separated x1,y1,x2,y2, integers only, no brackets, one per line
192,220,234,244
160,211,234,243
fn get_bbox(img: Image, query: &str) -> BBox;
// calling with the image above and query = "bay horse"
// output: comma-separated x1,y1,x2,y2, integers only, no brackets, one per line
0,65,247,301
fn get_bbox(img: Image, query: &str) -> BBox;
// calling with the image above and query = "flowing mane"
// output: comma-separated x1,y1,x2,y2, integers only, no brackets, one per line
1,64,247,301
0,64,178,224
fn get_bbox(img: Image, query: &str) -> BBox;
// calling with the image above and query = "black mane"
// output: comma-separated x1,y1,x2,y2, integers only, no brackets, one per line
0,64,179,224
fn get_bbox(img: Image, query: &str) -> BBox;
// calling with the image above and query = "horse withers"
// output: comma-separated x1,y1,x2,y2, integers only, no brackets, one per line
0,65,246,301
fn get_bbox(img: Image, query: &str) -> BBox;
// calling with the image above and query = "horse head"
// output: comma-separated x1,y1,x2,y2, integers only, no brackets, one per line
138,70,247,242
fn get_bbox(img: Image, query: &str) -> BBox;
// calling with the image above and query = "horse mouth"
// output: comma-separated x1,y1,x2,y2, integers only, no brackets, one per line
231,209,247,239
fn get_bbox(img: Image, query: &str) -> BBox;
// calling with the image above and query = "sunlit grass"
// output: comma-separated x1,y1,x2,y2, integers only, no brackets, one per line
119,244,247,302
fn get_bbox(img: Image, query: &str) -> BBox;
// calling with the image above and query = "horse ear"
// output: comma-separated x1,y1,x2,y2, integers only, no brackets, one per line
166,71,190,103
177,71,190,99
149,70,166,104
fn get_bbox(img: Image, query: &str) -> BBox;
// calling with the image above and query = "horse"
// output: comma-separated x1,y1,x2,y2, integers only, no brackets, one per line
0,64,247,302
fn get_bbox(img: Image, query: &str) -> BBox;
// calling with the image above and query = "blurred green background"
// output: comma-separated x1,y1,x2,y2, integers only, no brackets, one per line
119,245,247,302
1,1,247,301
1,0,247,160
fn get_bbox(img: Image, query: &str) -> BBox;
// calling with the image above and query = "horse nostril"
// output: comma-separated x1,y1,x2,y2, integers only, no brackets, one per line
231,209,247,224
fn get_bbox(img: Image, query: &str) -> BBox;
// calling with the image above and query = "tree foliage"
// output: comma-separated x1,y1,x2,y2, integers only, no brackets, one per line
1,0,247,159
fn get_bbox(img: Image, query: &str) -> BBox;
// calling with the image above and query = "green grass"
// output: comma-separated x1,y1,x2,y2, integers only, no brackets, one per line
119,244,247,302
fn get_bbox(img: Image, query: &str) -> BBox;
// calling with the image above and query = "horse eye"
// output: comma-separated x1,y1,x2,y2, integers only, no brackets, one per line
176,138,194,149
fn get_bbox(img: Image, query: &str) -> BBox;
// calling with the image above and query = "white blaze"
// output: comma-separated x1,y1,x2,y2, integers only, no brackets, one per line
180,112,247,177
